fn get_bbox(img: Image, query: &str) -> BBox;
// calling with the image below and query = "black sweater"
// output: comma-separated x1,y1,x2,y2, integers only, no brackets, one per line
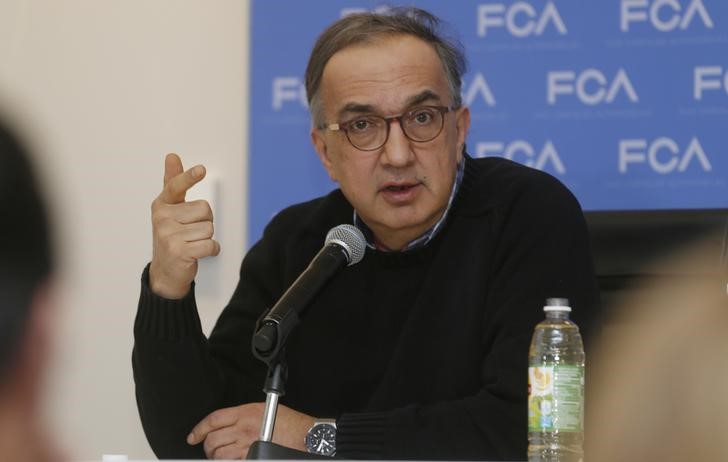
133,156,600,460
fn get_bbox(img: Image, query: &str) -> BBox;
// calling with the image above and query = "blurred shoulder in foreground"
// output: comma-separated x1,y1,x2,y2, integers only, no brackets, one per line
0,115,60,461
587,229,728,462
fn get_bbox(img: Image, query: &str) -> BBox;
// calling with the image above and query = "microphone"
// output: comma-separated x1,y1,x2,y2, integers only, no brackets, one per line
252,224,366,360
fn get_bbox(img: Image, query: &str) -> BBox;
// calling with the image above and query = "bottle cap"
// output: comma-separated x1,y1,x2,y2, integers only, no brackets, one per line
543,297,571,312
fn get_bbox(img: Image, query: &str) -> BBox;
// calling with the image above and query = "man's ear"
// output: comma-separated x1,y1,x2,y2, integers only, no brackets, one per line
455,106,471,161
311,129,338,182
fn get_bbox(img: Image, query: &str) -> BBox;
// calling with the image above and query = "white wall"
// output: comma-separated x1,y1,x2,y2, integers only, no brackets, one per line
0,0,249,458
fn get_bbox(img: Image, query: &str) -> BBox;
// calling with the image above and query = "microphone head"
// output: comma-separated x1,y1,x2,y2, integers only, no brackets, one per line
325,224,366,266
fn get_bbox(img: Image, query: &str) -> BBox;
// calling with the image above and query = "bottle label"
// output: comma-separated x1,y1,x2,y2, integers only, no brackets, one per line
528,365,584,432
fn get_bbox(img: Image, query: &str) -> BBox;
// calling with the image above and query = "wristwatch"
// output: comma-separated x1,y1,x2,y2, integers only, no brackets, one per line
304,419,337,456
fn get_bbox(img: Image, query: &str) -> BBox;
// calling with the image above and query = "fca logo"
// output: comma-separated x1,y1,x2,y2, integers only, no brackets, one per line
476,141,566,175
619,137,712,173
694,67,728,100
462,73,497,107
621,0,713,32
341,6,391,17
547,69,639,105
271,77,307,110
477,1,567,38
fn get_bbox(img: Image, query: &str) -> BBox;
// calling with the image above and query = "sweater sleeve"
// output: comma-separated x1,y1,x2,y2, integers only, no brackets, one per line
336,168,600,460
132,216,288,458
132,265,214,459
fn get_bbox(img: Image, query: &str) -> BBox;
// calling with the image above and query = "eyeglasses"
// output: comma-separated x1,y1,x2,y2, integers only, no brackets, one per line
320,105,455,152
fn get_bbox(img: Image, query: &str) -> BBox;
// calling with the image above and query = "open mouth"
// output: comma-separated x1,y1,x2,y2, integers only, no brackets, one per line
380,182,421,204
385,184,415,192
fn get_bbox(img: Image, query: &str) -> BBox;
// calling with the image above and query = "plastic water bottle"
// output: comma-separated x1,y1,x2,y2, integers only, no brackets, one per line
528,298,585,462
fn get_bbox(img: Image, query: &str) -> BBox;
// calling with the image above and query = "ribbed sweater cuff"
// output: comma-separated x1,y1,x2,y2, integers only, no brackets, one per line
336,411,388,459
134,263,203,341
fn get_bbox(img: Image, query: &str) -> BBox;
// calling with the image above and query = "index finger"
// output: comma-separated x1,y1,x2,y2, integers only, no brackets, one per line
159,164,206,205
164,153,184,186
187,407,238,445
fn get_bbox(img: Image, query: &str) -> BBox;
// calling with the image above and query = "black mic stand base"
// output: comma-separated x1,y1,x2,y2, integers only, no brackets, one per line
247,440,331,460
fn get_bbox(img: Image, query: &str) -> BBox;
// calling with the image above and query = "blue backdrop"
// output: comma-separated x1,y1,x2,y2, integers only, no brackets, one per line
250,0,728,245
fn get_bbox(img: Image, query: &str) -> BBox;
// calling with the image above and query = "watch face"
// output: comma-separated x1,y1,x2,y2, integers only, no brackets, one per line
305,423,336,456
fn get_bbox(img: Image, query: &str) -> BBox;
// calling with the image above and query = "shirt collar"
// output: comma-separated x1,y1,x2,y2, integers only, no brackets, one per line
353,157,466,251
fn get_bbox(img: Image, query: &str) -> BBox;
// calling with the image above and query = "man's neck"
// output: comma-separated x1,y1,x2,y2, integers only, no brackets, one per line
370,222,440,251
354,157,466,252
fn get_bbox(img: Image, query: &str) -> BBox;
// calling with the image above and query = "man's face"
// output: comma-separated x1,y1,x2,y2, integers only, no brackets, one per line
311,35,470,250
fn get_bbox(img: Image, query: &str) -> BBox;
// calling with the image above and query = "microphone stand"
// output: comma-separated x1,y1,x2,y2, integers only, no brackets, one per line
246,226,364,459
246,320,330,460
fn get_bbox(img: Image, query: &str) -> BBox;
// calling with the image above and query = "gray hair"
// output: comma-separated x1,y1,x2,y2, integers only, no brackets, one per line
304,7,467,128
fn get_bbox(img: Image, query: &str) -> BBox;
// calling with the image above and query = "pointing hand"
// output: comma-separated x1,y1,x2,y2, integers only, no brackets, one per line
149,153,220,299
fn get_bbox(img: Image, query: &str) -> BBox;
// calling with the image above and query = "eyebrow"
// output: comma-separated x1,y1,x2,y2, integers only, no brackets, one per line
405,90,442,107
335,89,444,120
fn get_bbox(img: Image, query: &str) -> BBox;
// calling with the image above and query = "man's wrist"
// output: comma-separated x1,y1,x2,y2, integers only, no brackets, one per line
148,264,191,300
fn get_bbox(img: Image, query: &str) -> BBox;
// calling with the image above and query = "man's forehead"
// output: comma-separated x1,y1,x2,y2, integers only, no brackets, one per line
323,35,442,77
320,36,449,115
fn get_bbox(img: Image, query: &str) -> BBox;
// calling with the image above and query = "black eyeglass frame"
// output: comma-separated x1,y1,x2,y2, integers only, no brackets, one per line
320,105,456,152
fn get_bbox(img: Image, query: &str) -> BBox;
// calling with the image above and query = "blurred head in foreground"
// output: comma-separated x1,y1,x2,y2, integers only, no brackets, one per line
587,239,728,462
0,115,57,461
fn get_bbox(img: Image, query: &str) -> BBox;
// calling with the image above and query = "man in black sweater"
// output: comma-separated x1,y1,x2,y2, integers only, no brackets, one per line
133,7,600,460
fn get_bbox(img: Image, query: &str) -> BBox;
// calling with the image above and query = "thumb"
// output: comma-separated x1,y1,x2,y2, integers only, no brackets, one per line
164,153,184,186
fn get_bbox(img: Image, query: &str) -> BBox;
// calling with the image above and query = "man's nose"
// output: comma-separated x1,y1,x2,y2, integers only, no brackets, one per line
380,120,414,167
